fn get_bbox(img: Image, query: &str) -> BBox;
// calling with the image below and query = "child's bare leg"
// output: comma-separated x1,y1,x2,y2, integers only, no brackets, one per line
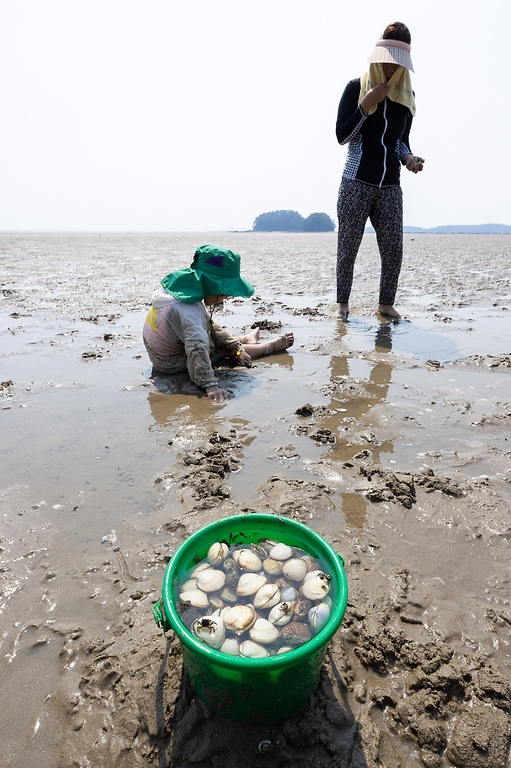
240,327,260,345
243,332,294,360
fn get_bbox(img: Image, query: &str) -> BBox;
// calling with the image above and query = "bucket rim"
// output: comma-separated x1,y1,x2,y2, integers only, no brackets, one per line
161,513,348,669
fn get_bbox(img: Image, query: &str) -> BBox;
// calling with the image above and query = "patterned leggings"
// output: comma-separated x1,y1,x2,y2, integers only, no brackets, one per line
336,178,403,305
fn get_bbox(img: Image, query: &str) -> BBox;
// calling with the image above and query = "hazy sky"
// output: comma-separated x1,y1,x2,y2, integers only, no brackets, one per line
1,1,509,231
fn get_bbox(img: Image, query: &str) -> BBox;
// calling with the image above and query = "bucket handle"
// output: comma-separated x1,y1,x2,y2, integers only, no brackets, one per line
153,600,172,633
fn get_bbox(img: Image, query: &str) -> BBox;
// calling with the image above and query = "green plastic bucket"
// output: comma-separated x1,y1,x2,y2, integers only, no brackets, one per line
154,513,348,725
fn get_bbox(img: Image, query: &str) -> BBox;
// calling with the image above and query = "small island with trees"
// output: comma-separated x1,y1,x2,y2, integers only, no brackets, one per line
252,210,335,232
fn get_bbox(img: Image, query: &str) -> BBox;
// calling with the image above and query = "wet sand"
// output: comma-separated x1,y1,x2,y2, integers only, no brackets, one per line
1,232,511,767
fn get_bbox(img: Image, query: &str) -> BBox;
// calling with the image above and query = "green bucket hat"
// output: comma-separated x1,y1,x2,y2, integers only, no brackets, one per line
160,244,255,304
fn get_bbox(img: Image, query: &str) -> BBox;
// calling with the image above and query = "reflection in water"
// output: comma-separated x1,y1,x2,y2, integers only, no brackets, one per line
374,323,393,353
311,322,399,530
342,315,463,363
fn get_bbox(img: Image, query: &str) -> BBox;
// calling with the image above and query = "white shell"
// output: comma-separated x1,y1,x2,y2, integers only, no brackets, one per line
192,616,225,649
281,586,298,602
276,645,295,655
220,585,238,603
269,543,293,560
196,568,226,593
268,601,294,627
239,640,270,659
220,638,240,656
190,562,212,577
181,578,197,592
234,549,263,572
301,573,331,601
208,594,224,610
282,558,308,582
179,589,209,609
236,572,267,597
303,569,323,582
222,604,256,634
207,542,229,567
263,557,284,576
249,618,280,645
308,602,331,635
253,583,281,610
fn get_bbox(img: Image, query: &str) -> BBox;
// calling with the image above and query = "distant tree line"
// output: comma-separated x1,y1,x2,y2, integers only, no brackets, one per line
252,210,335,232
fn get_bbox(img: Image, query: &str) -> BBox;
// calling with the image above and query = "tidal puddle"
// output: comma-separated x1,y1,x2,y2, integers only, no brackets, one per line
340,307,511,363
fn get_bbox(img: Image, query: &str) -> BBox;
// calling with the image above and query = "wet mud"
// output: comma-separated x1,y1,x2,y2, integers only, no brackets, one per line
1,232,511,767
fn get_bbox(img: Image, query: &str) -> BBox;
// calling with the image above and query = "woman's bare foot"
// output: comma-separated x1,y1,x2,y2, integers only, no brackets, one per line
241,327,260,345
377,304,402,319
267,332,294,353
338,303,349,320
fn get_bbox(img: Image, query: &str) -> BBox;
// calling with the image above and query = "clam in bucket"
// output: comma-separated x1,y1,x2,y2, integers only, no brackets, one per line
153,513,348,725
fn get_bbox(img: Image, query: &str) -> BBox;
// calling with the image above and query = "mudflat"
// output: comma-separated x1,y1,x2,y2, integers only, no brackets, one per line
1,232,511,768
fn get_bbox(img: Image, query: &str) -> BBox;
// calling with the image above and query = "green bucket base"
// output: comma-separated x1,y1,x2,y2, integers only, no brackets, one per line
158,514,348,725
182,642,327,725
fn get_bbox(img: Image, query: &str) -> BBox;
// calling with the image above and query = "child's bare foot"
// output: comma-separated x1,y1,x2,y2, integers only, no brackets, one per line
241,327,260,345
377,304,402,319
267,332,294,354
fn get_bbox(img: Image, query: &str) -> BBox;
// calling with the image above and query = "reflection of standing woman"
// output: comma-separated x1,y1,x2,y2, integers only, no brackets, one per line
335,22,424,319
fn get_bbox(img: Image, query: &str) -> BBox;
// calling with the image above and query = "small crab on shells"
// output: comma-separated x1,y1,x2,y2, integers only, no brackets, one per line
175,535,337,659
192,615,225,649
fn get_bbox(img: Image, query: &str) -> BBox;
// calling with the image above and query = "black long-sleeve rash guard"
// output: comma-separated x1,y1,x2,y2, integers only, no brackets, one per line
336,78,414,188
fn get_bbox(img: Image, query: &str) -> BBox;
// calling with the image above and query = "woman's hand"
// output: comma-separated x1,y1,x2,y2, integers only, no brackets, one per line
360,84,389,114
403,153,425,174
206,385,231,402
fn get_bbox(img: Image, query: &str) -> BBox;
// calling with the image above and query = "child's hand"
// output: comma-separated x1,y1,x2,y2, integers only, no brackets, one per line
239,350,252,368
206,385,231,402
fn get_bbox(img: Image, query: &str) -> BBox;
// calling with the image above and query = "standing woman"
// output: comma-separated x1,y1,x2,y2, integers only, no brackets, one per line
335,22,424,319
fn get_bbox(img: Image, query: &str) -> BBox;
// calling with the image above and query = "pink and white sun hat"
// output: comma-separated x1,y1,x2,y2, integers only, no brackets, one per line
367,39,414,72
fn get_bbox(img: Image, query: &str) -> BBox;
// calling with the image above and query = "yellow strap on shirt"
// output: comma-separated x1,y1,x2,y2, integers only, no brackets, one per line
145,306,159,331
